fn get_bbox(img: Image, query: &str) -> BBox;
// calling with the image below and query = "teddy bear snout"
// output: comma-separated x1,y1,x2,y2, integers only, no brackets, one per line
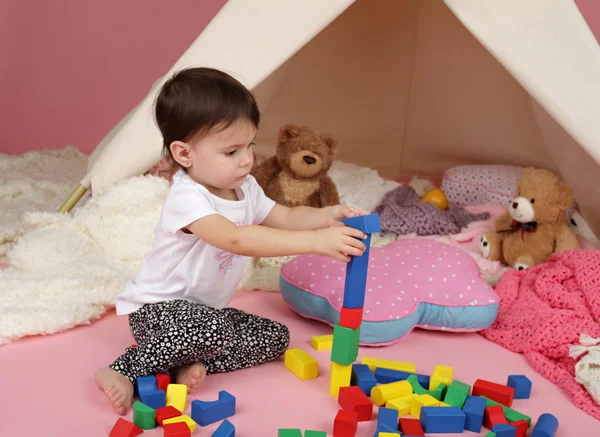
509,196,535,223
303,155,317,165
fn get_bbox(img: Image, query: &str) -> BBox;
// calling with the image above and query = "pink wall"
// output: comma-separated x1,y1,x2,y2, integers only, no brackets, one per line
0,0,226,155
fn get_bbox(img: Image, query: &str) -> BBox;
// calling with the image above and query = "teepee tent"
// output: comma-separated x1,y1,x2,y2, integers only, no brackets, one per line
59,0,600,237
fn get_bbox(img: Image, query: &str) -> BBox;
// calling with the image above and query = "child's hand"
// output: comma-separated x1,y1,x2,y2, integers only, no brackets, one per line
313,226,367,262
328,204,369,227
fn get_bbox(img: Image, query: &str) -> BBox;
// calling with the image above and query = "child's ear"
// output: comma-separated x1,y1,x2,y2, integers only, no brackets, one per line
170,141,193,168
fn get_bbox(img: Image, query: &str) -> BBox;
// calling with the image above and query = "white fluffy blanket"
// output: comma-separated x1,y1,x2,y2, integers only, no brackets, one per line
0,149,399,344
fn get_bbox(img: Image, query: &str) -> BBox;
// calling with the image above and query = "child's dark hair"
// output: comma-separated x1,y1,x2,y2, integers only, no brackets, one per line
155,67,260,163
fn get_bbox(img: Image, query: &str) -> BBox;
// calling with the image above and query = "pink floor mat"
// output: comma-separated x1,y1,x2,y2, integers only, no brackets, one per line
3,290,600,436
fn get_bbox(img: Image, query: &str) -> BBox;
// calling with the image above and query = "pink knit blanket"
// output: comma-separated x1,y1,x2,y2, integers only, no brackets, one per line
480,249,600,420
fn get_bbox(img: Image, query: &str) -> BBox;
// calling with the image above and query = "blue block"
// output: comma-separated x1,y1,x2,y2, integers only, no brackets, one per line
377,407,399,428
351,364,377,397
462,395,486,432
420,406,465,433
493,423,517,437
341,213,381,234
135,375,157,397
343,240,370,309
507,375,532,399
374,367,430,387
140,389,165,409
531,413,558,437
191,390,236,426
211,419,235,437
372,424,400,437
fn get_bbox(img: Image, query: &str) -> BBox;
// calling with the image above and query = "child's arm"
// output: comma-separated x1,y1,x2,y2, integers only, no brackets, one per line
261,203,369,231
185,214,367,262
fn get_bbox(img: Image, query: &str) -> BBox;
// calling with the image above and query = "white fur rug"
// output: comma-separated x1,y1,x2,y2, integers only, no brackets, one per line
0,148,399,344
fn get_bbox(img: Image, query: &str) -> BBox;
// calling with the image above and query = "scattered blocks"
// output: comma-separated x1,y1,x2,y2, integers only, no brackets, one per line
473,379,515,407
330,361,352,396
155,405,181,425
166,384,187,412
484,405,509,430
385,393,416,416
156,373,171,392
481,396,531,426
132,401,156,430
430,365,453,391
278,429,302,437
339,306,363,329
311,334,333,351
406,374,445,400
211,419,235,437
507,375,532,399
140,389,166,409
410,393,439,419
531,413,558,437
338,385,373,421
399,417,425,436
463,395,487,432
361,357,416,373
191,390,236,426
351,364,377,397
443,380,471,408
333,409,358,437
284,348,319,380
164,421,191,437
331,324,360,366
420,406,466,433
109,418,142,437
163,415,196,432
371,380,412,406
374,367,430,388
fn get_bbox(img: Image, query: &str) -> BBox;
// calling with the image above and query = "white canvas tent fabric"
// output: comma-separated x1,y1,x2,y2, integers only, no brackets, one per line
77,0,600,235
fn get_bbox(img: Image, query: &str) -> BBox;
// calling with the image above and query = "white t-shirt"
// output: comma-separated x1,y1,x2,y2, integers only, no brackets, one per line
115,169,275,315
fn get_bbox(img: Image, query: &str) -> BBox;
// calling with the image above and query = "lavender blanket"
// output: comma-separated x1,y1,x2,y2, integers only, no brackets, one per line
373,185,490,235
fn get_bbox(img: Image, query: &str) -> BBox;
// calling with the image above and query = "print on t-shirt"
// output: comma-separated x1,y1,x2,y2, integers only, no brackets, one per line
215,220,241,274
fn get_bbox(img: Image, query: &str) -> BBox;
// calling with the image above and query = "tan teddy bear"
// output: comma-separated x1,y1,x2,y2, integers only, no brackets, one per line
480,167,579,270
251,124,340,208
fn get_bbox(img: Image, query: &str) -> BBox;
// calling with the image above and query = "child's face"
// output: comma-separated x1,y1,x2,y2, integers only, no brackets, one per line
188,119,256,192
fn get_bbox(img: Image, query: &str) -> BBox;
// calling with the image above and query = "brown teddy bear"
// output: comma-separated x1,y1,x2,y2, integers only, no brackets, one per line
480,167,579,270
251,124,340,208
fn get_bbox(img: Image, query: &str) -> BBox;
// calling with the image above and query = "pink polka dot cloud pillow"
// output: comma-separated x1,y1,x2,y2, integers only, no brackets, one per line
279,239,499,345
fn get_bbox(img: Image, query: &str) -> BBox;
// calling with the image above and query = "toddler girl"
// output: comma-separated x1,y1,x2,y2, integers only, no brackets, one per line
95,67,368,414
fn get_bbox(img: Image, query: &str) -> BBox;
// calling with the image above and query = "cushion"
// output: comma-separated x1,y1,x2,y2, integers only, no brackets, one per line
441,165,523,206
279,238,499,345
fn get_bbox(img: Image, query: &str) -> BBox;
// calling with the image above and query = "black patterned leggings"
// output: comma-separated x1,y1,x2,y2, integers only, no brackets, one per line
109,299,290,383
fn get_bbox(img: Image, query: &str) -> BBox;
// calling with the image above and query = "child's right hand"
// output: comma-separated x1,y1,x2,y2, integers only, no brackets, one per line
313,226,368,262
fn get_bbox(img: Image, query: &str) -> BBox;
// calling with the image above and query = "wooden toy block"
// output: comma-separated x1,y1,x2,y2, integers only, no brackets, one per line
164,421,191,437
330,361,352,396
473,379,515,407
443,380,471,408
211,419,235,437
304,431,327,437
140,389,166,409
191,390,236,426
166,383,187,412
109,418,143,437
374,425,400,436
377,433,400,437
278,429,302,437
284,348,319,380
163,415,196,432
342,250,370,309
406,374,445,400
507,375,532,399
361,357,416,373
385,393,416,416
480,396,531,426
430,365,453,391
341,214,381,234
135,375,157,397
338,385,373,421
155,405,182,425
339,306,363,329
333,409,358,437
374,367,430,387
531,413,558,437
156,373,171,392
399,417,425,436
493,423,517,437
132,401,156,430
485,433,497,437
410,393,439,419
377,407,399,429
351,363,377,397
510,419,528,437
420,406,466,433
310,334,333,350
371,380,412,406
331,324,360,365
484,405,509,430
463,395,486,432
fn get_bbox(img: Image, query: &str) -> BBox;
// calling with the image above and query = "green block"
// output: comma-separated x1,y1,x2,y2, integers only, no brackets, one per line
278,429,302,437
444,380,471,408
304,431,327,437
331,324,360,365
481,396,531,426
485,432,497,437
133,401,156,430
407,374,446,400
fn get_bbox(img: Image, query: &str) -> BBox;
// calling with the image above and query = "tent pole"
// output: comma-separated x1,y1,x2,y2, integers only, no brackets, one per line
58,184,89,213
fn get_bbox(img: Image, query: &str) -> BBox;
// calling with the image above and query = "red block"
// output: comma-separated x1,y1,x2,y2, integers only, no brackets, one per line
338,385,373,421
164,421,191,437
109,418,142,437
339,307,363,329
483,405,509,430
156,373,171,392
511,419,529,437
155,405,182,425
473,379,515,407
399,418,425,436
333,409,358,437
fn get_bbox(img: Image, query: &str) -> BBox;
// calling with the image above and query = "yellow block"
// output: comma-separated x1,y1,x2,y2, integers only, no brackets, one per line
429,364,453,391
410,393,439,419
439,402,451,407
361,357,416,373
163,415,196,432
284,348,319,380
310,334,333,350
371,380,412,406
166,383,187,412
329,361,352,396
385,393,416,416
378,433,399,437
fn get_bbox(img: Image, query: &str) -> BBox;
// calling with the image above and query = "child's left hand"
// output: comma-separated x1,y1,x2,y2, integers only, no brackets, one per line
328,204,369,227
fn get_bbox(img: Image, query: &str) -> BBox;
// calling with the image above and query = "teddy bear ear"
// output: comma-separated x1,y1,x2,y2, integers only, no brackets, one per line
320,133,338,155
558,181,574,210
278,124,300,142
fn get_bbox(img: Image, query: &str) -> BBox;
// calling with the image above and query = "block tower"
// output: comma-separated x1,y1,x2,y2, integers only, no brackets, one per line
329,213,381,397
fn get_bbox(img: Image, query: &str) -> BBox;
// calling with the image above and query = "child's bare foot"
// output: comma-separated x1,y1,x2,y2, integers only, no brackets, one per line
95,367,134,415
173,362,207,391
